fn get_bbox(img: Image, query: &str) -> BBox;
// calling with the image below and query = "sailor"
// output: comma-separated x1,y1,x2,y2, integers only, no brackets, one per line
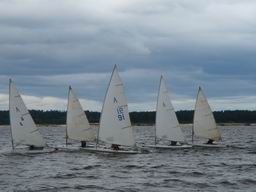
170,141,177,146
206,139,214,144
81,141,87,148
29,145,43,150
111,144,120,151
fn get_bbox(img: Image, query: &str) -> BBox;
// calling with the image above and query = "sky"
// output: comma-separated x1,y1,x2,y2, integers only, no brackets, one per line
0,0,256,111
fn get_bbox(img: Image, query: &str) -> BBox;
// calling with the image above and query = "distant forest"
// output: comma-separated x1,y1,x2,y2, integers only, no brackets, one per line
0,110,256,125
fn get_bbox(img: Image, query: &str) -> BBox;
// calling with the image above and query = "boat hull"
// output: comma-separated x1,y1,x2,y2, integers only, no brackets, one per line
56,144,95,152
144,144,192,149
192,144,227,148
80,147,141,154
13,147,58,154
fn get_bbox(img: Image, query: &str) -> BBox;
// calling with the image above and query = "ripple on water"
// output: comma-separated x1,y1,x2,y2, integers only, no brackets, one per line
1,126,256,192
218,180,237,187
237,178,256,185
149,164,166,169
70,164,101,170
51,173,78,179
122,164,145,169
187,171,205,177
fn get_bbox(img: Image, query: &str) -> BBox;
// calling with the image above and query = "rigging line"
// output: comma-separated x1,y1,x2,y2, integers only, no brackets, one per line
30,129,39,133
21,113,30,117
121,126,132,129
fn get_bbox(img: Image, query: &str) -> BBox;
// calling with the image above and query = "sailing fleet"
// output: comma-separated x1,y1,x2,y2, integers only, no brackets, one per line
7,65,225,154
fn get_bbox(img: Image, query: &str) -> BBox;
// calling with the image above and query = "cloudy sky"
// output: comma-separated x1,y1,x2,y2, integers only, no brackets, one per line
0,0,256,111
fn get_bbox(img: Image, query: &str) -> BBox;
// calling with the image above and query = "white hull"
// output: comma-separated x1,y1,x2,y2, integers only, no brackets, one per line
80,147,141,154
192,143,227,148
144,144,192,149
56,144,95,151
13,147,58,154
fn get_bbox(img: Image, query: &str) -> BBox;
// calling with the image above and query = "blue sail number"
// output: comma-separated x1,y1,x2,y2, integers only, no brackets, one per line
117,106,125,121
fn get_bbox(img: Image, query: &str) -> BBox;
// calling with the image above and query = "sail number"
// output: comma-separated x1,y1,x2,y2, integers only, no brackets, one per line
117,106,125,121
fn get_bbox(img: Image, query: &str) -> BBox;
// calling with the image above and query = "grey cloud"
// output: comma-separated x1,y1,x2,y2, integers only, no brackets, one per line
0,0,256,110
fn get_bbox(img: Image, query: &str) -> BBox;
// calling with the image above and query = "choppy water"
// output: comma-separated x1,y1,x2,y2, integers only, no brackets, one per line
0,125,256,192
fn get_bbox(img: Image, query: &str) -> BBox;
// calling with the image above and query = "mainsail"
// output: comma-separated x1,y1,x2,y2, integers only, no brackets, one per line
155,76,185,143
98,65,135,146
66,86,95,142
9,79,46,148
193,87,221,141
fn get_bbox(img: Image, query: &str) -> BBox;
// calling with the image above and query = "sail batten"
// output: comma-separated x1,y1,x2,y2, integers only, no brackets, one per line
155,76,185,143
98,65,135,146
193,87,221,141
9,80,46,148
66,87,96,142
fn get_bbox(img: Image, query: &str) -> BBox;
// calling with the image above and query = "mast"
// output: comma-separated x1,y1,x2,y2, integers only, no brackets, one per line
97,64,117,147
192,124,194,144
155,75,162,145
192,86,200,144
65,86,71,146
9,79,14,150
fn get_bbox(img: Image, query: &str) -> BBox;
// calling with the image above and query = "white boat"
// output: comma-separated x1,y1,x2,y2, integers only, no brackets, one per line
12,146,58,154
192,87,225,148
80,146,140,154
145,76,191,149
63,86,96,151
92,65,140,154
9,79,55,154
145,144,191,149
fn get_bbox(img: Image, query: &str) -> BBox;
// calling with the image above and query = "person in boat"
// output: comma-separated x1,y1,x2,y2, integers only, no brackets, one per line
81,141,87,148
111,144,120,151
206,139,214,144
29,145,44,150
170,141,177,146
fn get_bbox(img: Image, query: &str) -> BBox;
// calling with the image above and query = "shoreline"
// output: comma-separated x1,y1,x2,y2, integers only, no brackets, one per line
1,123,256,128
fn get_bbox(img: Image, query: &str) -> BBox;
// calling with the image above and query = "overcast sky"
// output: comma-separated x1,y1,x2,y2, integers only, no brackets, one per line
0,0,256,111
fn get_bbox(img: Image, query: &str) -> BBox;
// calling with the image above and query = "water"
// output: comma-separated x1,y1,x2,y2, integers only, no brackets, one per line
0,125,256,192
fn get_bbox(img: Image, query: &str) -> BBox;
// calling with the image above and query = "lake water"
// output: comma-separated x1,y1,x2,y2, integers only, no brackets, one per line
0,125,256,192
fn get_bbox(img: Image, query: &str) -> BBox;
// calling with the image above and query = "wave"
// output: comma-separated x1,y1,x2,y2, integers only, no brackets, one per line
82,164,101,170
162,178,211,188
238,178,256,185
123,164,144,169
74,184,106,190
218,180,237,186
52,173,77,179
70,164,101,171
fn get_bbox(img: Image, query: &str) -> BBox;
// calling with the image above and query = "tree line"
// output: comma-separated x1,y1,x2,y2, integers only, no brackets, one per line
0,110,256,125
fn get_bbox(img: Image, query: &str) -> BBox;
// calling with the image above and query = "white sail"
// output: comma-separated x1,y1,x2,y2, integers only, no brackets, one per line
155,76,185,143
98,65,135,146
193,87,221,141
66,86,95,142
9,79,46,148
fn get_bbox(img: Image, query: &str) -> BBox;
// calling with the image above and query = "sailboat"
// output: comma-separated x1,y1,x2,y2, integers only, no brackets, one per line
89,65,139,154
65,86,96,149
145,76,191,149
9,79,55,153
192,86,225,147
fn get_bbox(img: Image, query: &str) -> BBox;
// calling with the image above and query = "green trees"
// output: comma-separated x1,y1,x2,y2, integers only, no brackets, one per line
1,110,256,125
